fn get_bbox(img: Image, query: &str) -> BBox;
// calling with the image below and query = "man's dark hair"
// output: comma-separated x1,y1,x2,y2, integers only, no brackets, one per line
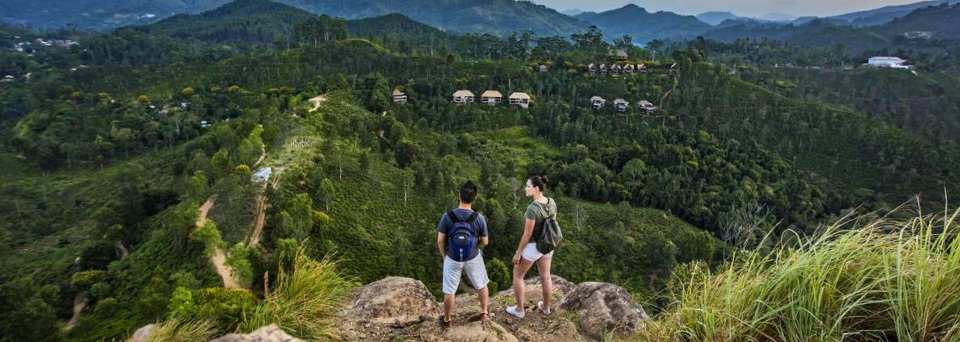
459,181,478,203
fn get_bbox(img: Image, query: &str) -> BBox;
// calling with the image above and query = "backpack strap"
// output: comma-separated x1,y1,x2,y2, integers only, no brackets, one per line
446,210,480,232
465,211,479,223
446,210,461,223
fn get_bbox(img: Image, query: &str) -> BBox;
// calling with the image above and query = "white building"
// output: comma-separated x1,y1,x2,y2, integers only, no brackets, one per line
867,57,910,69
508,92,531,108
253,167,272,182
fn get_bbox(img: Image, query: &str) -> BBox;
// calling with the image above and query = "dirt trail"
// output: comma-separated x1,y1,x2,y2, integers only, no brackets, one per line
248,166,283,247
197,196,240,289
308,95,327,112
61,296,88,332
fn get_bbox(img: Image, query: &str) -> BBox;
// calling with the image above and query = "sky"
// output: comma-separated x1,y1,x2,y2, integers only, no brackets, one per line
532,0,924,17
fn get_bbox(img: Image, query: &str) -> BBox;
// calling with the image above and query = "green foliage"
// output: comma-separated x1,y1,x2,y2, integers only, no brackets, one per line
0,277,60,342
190,220,224,255
642,207,960,341
138,318,217,342
241,249,356,340
193,288,259,332
226,243,254,286
71,270,107,289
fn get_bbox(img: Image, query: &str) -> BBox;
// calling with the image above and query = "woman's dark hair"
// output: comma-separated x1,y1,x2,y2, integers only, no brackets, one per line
529,175,548,192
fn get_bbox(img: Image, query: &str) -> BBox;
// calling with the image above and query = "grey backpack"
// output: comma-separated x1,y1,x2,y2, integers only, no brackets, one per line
536,199,562,254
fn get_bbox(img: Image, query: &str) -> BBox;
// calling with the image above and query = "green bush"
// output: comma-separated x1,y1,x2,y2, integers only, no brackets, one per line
194,287,259,332
189,221,224,255
71,270,107,289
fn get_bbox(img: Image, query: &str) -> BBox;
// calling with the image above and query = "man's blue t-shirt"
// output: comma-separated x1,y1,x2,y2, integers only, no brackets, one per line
436,209,488,261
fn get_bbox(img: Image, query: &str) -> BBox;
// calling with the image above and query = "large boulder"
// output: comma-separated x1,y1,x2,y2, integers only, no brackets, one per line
343,277,441,326
443,321,519,342
556,282,649,339
209,324,303,342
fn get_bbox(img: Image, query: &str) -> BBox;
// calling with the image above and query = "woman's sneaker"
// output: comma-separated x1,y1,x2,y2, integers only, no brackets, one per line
537,301,552,315
505,305,525,318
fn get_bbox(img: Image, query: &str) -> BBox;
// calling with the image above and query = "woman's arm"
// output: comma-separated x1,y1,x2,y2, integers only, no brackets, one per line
513,218,536,263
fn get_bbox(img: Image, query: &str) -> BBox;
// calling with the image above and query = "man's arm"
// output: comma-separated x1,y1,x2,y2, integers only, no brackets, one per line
480,236,489,246
437,232,446,259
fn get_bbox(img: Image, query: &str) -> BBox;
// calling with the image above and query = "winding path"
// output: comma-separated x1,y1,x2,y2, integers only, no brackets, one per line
197,196,240,289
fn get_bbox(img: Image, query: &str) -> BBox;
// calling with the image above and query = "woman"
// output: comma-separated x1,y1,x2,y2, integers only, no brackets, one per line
505,175,556,318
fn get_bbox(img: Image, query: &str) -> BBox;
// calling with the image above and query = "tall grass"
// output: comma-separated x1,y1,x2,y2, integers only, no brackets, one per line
640,207,960,341
131,318,217,342
240,249,357,341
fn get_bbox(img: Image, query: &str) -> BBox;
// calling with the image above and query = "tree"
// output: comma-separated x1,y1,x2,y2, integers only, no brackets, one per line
280,193,315,242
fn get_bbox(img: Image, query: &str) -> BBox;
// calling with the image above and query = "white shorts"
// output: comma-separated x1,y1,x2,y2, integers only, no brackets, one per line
442,252,489,295
521,242,554,262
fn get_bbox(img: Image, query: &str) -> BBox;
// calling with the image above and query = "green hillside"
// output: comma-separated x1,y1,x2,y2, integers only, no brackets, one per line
130,0,317,44
2,7,960,341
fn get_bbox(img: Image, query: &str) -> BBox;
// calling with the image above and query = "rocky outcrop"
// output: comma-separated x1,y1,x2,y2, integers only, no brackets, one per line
208,275,647,341
210,324,303,342
337,277,441,340
334,275,646,342
557,282,650,339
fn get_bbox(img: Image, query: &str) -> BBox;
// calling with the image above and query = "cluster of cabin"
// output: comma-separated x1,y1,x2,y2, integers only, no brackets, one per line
590,96,657,113
587,62,649,76
392,89,533,108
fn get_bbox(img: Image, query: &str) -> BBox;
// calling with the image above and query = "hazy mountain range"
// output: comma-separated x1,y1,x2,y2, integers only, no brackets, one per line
1,0,957,43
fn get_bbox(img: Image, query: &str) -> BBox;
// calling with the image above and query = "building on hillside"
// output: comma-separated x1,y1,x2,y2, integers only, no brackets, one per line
509,92,531,108
610,64,622,75
867,56,910,69
623,64,635,74
481,90,503,105
638,100,657,113
588,63,597,75
599,64,608,74
590,96,606,110
453,90,475,104
392,89,407,103
1,75,14,83
638,63,648,73
538,64,548,73
613,98,629,112
253,167,272,183
609,48,628,61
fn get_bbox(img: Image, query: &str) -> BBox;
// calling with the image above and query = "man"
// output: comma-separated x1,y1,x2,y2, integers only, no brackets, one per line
436,180,491,328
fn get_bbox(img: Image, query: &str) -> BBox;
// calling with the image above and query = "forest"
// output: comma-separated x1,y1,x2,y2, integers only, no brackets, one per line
1,1,960,340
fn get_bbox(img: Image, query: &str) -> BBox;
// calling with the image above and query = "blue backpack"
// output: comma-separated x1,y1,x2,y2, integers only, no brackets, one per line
446,210,480,262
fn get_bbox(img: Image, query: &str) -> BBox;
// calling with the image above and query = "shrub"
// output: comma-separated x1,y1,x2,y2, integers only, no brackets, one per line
137,318,216,342
240,248,356,340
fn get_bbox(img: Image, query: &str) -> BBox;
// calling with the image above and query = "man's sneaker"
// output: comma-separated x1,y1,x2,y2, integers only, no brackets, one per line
506,305,525,318
437,315,452,329
537,301,552,315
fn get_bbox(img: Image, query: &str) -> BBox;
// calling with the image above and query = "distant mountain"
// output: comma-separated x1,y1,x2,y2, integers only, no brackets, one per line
130,0,316,44
697,11,742,26
0,0,589,36
703,18,890,52
0,0,233,29
562,9,585,17
346,13,457,53
875,3,960,38
830,0,960,26
704,3,960,51
757,12,798,22
575,4,713,44
277,0,589,36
